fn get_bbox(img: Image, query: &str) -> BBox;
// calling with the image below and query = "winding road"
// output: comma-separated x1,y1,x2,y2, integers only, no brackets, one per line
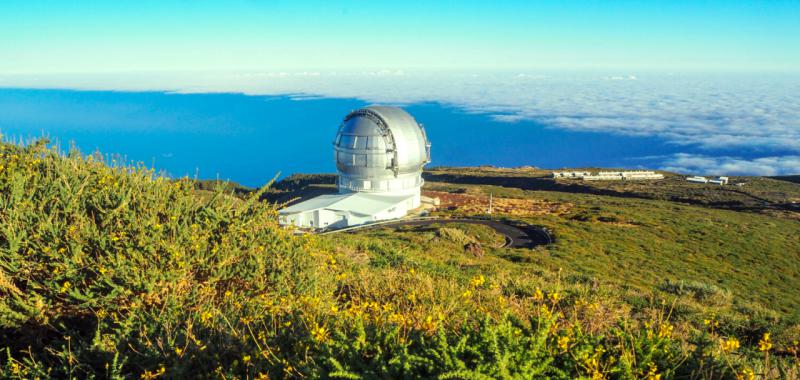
321,218,553,249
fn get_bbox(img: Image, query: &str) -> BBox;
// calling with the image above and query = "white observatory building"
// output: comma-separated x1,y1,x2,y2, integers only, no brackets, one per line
278,106,431,230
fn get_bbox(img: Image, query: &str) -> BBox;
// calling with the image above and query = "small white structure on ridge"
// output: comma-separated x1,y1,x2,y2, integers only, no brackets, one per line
552,171,591,178
279,106,431,230
686,176,729,185
554,170,664,181
686,176,709,184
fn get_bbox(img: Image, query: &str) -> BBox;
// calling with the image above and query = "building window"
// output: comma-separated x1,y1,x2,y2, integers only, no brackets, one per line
353,136,367,149
354,154,367,167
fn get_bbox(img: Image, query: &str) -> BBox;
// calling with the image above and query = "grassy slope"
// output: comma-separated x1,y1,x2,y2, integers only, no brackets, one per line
2,143,799,378
415,166,800,315
423,181,800,317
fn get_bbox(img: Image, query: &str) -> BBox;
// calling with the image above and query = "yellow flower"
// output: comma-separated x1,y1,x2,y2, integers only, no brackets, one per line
200,310,214,323
646,363,661,380
422,315,438,332
657,323,673,338
497,295,507,306
548,292,561,303
533,287,544,302
737,367,755,380
60,281,72,294
10,362,22,375
557,335,570,351
310,322,329,343
242,355,251,363
461,290,473,299
174,347,183,355
703,317,720,329
389,312,406,325
721,337,740,352
470,274,485,288
140,365,166,380
758,333,772,352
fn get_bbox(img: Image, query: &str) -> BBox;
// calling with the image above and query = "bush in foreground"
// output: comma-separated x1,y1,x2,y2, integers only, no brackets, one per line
1,140,798,379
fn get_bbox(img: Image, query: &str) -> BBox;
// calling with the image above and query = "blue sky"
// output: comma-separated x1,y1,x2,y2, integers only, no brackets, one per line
1,1,798,176
1,0,798,73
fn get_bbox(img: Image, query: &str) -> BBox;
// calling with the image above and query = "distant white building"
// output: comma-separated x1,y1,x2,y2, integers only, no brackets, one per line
686,176,729,185
686,176,709,184
708,176,729,185
552,171,591,178
279,106,431,230
582,171,664,181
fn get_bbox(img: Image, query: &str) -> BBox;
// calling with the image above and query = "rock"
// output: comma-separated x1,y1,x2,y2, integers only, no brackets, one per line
464,242,484,258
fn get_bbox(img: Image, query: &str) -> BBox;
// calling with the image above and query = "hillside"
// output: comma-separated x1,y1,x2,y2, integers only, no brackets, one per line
2,142,799,379
416,168,800,316
424,167,800,219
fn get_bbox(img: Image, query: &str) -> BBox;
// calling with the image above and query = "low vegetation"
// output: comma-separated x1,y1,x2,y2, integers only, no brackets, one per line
424,167,800,219
1,141,799,378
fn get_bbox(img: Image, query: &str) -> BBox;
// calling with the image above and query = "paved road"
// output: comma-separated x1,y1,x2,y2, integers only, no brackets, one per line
333,218,553,249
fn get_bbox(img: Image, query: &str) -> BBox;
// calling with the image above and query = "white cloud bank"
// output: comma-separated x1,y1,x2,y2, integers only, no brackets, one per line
2,71,799,174
659,154,800,176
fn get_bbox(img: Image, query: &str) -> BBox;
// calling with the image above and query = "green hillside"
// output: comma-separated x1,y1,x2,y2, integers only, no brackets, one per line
1,141,799,379
420,179,800,317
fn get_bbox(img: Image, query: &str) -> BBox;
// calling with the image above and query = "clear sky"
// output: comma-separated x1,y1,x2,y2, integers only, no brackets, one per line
1,0,798,74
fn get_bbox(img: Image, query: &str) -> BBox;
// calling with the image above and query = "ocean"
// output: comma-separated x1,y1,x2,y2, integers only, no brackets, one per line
0,88,786,187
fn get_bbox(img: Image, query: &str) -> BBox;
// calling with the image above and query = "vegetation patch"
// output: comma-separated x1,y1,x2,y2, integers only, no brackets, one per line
1,142,799,378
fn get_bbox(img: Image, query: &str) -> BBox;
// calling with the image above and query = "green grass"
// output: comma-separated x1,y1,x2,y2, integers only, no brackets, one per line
420,180,800,317
1,141,799,379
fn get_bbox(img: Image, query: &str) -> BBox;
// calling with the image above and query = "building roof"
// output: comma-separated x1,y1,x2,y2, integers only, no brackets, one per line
279,192,415,216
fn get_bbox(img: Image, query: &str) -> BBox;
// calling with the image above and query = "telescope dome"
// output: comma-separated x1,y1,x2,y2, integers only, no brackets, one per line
334,106,431,197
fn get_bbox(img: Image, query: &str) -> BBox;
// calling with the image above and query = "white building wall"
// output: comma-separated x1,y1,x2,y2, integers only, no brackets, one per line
316,209,350,229
279,193,417,230
373,203,410,221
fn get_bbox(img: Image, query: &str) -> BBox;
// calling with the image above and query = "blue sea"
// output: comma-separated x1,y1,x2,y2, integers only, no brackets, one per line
0,88,737,187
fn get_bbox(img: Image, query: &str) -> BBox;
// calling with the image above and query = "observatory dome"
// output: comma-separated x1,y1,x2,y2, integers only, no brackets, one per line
334,106,431,200
279,106,432,230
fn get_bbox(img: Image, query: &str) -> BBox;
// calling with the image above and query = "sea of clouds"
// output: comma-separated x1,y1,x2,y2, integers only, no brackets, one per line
1,71,798,175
